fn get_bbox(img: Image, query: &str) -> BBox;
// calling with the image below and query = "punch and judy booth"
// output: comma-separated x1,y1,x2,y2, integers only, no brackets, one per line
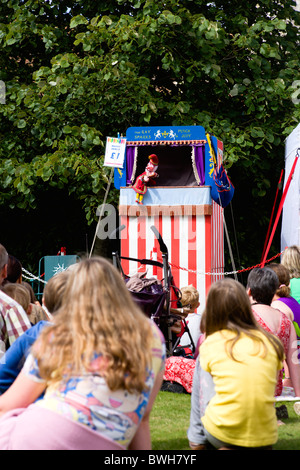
114,125,232,312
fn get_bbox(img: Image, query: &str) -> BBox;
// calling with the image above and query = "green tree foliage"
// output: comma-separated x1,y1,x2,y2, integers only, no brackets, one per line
0,0,299,268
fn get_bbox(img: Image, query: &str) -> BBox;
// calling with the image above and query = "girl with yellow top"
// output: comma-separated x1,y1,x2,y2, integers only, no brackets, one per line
199,278,284,450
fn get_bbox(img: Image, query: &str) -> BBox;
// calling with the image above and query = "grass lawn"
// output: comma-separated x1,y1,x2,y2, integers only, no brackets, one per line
150,391,300,451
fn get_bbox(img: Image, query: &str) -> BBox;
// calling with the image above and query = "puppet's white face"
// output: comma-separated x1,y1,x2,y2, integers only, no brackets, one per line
146,162,158,173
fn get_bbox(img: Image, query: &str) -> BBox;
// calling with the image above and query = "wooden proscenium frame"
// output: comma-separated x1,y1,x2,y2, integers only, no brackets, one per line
114,126,224,314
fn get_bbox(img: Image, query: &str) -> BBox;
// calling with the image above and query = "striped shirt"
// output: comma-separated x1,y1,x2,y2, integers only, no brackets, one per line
0,290,31,359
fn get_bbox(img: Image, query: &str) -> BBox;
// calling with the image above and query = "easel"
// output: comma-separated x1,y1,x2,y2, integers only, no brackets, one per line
89,133,126,258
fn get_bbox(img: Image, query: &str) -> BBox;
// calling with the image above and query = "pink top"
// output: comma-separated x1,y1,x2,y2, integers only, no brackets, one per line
252,309,291,396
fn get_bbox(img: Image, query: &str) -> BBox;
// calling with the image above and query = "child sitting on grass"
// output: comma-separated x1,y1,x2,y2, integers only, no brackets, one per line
163,286,202,393
170,285,201,355
2,283,31,320
196,278,284,450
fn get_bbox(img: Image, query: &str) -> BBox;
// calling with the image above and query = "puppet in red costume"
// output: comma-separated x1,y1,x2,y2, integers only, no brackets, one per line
133,154,159,204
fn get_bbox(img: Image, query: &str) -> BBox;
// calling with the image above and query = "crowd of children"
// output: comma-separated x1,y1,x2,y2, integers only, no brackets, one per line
0,241,300,450
0,244,165,450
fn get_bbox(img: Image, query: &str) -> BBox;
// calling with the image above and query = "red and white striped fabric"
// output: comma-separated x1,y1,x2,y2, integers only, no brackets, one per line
119,187,224,313
211,200,224,282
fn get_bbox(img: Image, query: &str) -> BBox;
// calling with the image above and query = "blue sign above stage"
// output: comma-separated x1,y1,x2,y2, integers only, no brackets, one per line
126,125,206,142
114,125,207,189
113,125,220,190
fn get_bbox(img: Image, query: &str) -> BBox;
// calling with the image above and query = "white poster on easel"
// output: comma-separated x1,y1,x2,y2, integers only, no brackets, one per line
104,136,126,168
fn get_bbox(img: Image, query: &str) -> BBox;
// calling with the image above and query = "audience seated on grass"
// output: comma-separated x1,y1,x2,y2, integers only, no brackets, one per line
0,257,165,450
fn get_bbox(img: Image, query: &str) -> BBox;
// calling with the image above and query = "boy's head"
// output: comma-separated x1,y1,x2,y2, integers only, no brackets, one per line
180,285,200,312
2,283,31,314
4,255,22,284
246,267,279,305
0,244,8,284
42,270,70,315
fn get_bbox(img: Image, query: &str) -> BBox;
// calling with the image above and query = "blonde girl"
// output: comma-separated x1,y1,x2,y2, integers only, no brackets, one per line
281,245,300,303
0,257,165,450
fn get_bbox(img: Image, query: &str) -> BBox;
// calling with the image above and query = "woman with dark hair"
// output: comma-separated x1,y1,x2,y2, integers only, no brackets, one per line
2,255,22,285
247,267,300,397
